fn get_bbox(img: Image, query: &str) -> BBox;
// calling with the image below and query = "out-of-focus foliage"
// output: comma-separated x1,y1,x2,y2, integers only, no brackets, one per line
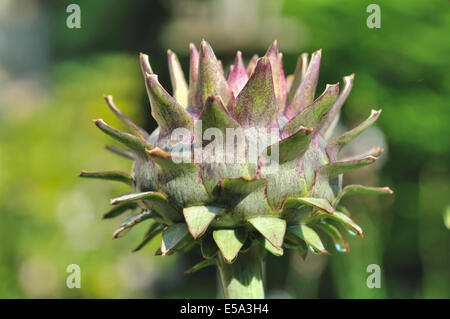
0,54,175,298
0,0,448,298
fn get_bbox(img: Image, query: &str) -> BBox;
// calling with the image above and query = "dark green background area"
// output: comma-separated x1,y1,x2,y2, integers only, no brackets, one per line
0,0,447,298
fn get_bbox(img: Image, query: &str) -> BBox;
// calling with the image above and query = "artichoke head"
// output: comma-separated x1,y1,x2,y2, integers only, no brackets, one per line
80,40,392,269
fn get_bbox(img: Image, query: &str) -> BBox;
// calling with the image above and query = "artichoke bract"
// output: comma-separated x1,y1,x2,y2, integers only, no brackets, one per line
80,40,392,298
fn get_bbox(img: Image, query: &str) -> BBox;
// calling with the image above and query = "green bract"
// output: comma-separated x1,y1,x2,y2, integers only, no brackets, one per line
81,40,392,280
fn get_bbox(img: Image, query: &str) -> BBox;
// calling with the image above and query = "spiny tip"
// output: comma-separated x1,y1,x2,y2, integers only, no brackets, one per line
189,43,198,54
200,41,207,55
370,147,385,157
112,231,120,239
268,40,278,52
325,82,340,91
103,94,113,102
146,147,172,159
298,126,313,135
312,49,322,57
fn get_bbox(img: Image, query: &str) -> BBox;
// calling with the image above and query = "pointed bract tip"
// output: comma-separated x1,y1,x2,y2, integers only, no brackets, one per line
146,147,172,159
77,170,87,177
370,147,385,157
167,49,173,55
371,109,382,116
103,94,113,102
139,52,149,60
200,39,209,54
298,125,313,135
93,118,104,126
310,49,322,60
325,82,340,93
140,53,154,75
112,228,122,239
265,40,278,57
236,50,242,58
145,72,157,80
267,40,278,53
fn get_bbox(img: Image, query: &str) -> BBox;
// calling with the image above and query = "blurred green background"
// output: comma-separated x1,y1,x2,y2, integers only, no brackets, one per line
0,0,448,298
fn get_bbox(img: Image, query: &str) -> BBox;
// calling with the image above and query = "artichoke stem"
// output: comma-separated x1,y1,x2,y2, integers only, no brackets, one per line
216,244,265,299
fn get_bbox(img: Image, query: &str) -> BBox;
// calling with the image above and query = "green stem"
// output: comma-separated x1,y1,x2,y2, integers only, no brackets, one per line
216,244,265,299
